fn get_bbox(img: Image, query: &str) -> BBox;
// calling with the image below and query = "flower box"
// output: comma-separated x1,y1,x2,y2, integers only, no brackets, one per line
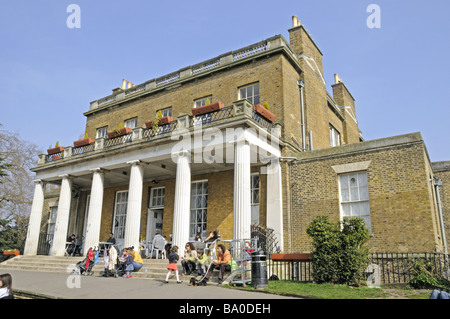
107,127,132,138
47,146,65,155
145,116,174,129
73,138,95,148
253,104,275,123
270,253,311,261
191,101,224,116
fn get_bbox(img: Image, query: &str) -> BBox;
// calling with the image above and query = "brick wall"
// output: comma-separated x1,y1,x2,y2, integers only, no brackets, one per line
432,161,450,253
287,133,442,253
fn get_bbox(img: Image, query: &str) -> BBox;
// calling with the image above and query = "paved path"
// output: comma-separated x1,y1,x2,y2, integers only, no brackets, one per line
5,269,299,300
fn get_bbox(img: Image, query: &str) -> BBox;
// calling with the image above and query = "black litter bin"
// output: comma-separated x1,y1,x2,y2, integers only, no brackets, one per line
251,250,268,289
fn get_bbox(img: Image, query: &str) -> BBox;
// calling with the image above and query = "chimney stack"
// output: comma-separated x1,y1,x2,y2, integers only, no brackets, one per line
292,15,301,28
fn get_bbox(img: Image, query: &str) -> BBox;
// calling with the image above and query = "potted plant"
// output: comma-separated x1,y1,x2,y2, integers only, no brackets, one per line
47,141,65,155
253,101,275,122
107,123,132,138
191,99,224,116
73,133,95,147
145,110,174,129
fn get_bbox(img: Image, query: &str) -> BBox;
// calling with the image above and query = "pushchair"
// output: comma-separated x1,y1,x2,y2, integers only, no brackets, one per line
73,247,95,276
100,245,120,278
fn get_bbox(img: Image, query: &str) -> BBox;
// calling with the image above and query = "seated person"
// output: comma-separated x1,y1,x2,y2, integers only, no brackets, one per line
203,244,231,284
181,242,197,275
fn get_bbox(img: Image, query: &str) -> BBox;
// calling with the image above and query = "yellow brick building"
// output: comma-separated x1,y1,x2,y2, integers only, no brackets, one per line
24,16,449,256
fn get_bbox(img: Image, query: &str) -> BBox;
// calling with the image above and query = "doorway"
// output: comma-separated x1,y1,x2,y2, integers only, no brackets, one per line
146,187,165,244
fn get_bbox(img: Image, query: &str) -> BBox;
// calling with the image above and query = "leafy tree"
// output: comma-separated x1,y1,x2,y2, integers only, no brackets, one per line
306,216,370,286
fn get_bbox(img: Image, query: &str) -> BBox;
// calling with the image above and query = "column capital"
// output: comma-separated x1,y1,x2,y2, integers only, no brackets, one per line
89,167,108,174
58,174,74,180
126,159,143,166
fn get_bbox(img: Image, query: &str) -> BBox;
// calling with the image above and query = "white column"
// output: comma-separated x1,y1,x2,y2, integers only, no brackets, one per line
23,180,45,255
172,151,191,250
51,175,73,256
266,158,284,251
233,141,251,240
83,168,105,255
123,160,144,250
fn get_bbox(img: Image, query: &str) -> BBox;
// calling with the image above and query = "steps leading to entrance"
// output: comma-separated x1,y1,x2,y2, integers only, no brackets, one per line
0,255,230,284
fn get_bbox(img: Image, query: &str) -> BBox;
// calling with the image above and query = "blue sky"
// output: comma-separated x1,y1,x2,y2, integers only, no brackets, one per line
0,0,449,162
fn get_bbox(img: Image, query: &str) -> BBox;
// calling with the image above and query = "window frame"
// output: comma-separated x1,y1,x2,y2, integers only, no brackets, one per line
338,171,371,231
238,82,260,105
330,124,341,147
96,126,108,139
124,117,138,129
190,180,208,240
193,96,213,108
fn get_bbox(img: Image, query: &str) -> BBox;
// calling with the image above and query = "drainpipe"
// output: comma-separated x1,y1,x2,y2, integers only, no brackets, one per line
434,177,448,254
297,80,306,151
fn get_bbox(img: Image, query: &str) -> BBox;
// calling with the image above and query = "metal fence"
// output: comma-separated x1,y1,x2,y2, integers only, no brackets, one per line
265,252,450,285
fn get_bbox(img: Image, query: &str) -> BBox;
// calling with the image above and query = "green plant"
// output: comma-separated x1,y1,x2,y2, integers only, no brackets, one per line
55,141,59,148
306,216,370,286
84,133,89,139
408,258,450,289
205,98,211,105
263,101,270,110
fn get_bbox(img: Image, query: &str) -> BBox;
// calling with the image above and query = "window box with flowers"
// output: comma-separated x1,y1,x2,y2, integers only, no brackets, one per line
192,100,224,116
253,102,275,123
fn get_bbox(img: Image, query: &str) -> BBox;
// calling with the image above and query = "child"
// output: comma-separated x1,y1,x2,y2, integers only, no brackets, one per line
165,246,182,284
0,273,13,299
123,249,134,278
196,249,210,276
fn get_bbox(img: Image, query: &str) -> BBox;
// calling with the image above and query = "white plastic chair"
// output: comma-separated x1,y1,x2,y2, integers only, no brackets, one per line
151,237,167,259
204,239,218,260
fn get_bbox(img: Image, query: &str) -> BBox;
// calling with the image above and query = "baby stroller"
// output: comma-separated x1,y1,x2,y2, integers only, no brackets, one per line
73,247,95,276
101,245,119,278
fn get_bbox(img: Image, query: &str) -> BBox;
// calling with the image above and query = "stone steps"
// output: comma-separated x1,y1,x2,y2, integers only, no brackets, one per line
0,255,232,283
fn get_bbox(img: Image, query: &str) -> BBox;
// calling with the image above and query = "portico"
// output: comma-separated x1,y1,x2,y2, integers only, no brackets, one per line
25,101,284,256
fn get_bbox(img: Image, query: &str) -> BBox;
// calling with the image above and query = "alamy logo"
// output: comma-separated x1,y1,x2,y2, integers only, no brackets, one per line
66,4,81,29
366,4,381,29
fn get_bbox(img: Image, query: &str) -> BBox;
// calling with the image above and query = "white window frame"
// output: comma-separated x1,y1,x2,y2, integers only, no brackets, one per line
124,117,137,129
96,127,108,139
338,171,371,231
194,96,213,108
330,125,341,147
48,206,58,239
251,173,260,225
112,190,129,241
149,187,165,209
190,180,208,239
238,83,260,105
158,107,172,117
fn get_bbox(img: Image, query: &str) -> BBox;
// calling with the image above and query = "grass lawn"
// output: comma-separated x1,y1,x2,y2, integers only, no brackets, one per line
227,281,432,299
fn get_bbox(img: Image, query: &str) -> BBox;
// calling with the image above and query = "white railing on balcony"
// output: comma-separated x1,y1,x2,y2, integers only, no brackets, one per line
192,58,221,75
233,41,268,61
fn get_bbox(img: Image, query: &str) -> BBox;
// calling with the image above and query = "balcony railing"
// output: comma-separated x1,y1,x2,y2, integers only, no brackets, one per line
143,120,178,139
40,100,281,165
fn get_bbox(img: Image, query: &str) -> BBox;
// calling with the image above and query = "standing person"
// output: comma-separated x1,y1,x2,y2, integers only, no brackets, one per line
203,244,231,285
107,233,116,245
0,273,13,299
180,242,197,275
165,246,182,284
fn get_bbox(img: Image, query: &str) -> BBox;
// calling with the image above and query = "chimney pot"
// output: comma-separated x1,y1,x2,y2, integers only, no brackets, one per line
122,79,127,90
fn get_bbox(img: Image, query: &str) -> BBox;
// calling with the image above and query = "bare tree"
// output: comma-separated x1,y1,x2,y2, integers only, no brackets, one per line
0,124,42,222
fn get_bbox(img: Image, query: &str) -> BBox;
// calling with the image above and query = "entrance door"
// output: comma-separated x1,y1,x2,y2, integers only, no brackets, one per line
113,190,128,252
146,187,165,244
146,209,164,243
